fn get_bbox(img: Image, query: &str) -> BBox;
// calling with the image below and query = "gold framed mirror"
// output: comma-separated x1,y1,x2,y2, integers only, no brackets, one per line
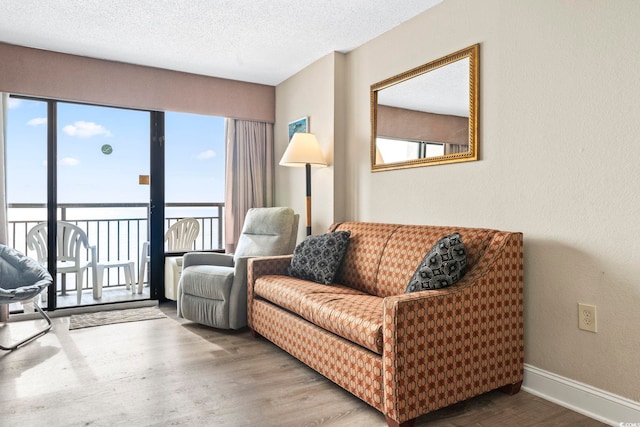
371,44,479,171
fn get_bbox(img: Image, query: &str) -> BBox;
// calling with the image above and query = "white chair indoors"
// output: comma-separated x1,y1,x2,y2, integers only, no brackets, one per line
0,244,54,351
27,221,98,305
177,207,298,329
138,217,200,293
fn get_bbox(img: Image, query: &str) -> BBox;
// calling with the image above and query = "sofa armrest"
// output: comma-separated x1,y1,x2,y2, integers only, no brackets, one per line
247,255,293,329
247,255,292,283
183,252,234,269
381,232,524,423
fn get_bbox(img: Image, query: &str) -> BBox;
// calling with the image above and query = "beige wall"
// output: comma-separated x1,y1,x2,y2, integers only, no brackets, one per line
275,52,345,241
280,0,640,402
0,43,274,122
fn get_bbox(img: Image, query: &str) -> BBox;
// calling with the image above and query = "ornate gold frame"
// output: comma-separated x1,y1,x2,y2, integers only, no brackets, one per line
371,44,479,171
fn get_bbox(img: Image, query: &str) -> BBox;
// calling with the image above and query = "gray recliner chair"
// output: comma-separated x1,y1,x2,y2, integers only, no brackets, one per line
177,207,299,329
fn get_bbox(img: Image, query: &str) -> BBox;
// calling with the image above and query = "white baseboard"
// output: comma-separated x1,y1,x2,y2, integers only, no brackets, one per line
523,364,640,426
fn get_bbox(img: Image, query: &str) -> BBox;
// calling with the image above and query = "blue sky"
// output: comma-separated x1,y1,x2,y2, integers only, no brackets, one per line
7,98,226,205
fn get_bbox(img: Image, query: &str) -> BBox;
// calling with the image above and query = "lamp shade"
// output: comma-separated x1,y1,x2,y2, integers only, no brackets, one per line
279,132,327,167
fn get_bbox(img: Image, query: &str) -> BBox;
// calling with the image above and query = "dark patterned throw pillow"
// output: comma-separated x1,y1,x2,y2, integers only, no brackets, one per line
405,232,467,293
287,231,351,285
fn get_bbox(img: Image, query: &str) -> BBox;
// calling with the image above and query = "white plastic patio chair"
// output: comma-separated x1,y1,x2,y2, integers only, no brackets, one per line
27,221,98,305
138,218,200,291
0,244,53,351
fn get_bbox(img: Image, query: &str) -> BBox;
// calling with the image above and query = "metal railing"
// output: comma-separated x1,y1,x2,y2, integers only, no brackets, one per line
7,202,224,291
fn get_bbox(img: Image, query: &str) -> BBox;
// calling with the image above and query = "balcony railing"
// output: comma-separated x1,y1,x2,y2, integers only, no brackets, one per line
7,202,224,292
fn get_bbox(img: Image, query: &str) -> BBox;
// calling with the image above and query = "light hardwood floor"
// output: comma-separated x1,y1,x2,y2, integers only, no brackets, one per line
0,302,606,427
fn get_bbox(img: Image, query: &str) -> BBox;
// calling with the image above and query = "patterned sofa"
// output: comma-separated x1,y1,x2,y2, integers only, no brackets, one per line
247,222,524,427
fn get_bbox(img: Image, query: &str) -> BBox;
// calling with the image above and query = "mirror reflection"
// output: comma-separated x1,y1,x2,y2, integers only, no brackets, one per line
371,44,478,171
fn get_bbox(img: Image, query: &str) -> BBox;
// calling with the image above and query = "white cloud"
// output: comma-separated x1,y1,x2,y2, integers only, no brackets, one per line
197,149,216,160
8,98,21,109
59,157,80,166
27,117,47,126
63,121,112,138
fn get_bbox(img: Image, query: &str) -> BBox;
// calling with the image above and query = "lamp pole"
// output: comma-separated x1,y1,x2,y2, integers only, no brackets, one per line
305,163,312,236
279,132,327,237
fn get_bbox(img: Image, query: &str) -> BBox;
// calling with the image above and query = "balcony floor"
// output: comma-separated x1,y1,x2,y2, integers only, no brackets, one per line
54,285,151,309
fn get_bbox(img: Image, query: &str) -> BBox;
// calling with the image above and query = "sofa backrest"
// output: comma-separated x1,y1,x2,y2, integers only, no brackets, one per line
330,222,499,297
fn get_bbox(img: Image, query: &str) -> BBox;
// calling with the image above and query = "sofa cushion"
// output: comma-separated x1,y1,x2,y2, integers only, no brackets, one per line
405,232,467,293
331,222,401,294
287,231,350,284
254,275,364,316
254,275,383,354
299,292,383,354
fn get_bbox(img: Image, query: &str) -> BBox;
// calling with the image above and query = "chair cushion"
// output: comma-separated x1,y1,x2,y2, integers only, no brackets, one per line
0,245,52,301
233,207,296,262
286,231,350,285
180,265,234,300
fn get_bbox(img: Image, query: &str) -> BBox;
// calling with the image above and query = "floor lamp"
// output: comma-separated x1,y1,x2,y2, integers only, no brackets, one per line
279,132,327,236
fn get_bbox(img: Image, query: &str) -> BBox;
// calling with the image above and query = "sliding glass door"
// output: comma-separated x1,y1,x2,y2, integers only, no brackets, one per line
6,96,226,311
54,102,151,307
6,97,155,310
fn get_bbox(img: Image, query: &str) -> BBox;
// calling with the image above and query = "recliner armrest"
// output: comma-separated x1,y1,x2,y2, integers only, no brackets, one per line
183,252,234,269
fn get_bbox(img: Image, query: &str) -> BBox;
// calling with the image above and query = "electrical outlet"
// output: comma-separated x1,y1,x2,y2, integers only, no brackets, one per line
578,303,597,333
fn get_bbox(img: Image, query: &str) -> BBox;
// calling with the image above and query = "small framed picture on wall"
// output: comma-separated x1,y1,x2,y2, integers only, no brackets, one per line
288,117,309,141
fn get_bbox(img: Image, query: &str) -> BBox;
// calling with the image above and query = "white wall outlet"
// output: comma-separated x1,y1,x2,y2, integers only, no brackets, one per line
578,303,597,333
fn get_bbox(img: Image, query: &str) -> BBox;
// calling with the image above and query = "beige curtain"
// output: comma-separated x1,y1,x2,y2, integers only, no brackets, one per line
444,143,466,155
224,119,274,253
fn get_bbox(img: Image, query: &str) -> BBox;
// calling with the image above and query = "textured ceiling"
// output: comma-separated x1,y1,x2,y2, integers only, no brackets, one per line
0,0,443,86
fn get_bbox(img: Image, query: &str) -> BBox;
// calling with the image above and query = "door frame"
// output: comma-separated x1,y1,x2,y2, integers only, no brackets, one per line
16,96,166,310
